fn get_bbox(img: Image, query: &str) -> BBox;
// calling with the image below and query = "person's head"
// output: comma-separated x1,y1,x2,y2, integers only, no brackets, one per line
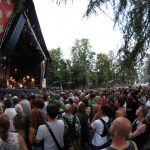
12,96,18,106
115,95,125,108
73,96,80,104
15,104,24,115
82,97,89,107
95,96,101,104
68,97,73,105
90,93,96,99
0,114,10,140
35,100,44,109
136,105,148,118
30,108,45,130
64,104,72,114
29,93,36,100
110,117,131,139
53,100,61,109
19,92,26,99
107,96,114,106
72,103,78,115
99,105,108,115
47,103,59,119
78,102,86,114
4,99,11,108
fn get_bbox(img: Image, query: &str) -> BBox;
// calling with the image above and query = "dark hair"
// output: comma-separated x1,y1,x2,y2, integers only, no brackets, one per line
4,99,11,108
29,93,36,100
90,93,96,99
82,98,89,107
47,103,59,119
118,95,125,107
0,114,10,141
35,100,44,109
72,104,77,115
53,100,61,109
78,103,86,113
68,98,73,104
12,98,18,106
19,93,26,99
100,105,108,115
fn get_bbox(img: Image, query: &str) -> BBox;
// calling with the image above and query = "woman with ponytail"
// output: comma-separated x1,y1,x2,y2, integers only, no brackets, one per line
0,114,28,150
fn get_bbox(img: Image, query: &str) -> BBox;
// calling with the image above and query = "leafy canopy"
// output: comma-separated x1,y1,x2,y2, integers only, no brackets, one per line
55,0,150,67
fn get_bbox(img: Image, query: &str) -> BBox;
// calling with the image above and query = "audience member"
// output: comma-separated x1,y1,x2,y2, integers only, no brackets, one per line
129,105,148,150
102,117,137,150
0,114,28,150
36,103,64,150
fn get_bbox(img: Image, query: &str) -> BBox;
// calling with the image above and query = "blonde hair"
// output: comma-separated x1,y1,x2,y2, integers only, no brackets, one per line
140,105,148,117
15,104,23,114
0,103,4,114
95,96,100,103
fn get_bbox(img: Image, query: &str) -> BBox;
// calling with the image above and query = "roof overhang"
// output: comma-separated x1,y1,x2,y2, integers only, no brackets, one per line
0,0,51,66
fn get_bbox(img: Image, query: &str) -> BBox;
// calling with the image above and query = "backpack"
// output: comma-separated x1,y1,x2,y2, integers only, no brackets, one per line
99,118,111,137
63,116,80,146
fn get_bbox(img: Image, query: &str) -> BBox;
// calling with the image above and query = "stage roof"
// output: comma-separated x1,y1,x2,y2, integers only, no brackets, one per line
0,0,51,65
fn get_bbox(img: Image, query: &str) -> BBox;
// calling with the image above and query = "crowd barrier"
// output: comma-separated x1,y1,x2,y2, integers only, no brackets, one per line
0,88,42,96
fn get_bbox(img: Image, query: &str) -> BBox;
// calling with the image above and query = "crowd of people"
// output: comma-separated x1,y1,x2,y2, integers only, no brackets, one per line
0,86,150,150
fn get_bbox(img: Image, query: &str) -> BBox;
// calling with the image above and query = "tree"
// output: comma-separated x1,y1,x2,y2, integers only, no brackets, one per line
96,53,112,87
47,48,63,84
71,39,95,88
56,0,150,67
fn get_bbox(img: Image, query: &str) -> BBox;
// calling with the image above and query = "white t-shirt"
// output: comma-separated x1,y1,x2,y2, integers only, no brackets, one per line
44,101,48,112
36,120,64,150
4,108,17,132
0,132,21,150
91,116,109,146
146,100,150,116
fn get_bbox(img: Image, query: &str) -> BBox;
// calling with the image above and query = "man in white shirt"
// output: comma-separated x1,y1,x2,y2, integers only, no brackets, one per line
90,105,110,150
36,103,64,150
4,99,17,132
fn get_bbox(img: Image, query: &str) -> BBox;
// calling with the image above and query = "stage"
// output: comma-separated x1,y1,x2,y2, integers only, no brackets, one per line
0,88,43,96
0,0,51,89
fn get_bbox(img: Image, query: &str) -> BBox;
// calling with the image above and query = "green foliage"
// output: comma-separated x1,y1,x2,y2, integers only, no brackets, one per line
55,0,150,68
46,39,141,89
86,0,150,67
47,48,63,83
96,53,112,87
71,39,96,88
47,48,72,88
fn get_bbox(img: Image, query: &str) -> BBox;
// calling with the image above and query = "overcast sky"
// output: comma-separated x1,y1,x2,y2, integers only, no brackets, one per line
33,0,123,59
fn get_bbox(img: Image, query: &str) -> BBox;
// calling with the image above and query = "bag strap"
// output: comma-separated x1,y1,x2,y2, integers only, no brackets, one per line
45,122,62,150
99,118,107,136
128,140,135,150
72,115,76,127
63,117,70,126
99,118,106,127
63,115,76,127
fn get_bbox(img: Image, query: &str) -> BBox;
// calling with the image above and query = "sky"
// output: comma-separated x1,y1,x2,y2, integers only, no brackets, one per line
33,0,123,59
